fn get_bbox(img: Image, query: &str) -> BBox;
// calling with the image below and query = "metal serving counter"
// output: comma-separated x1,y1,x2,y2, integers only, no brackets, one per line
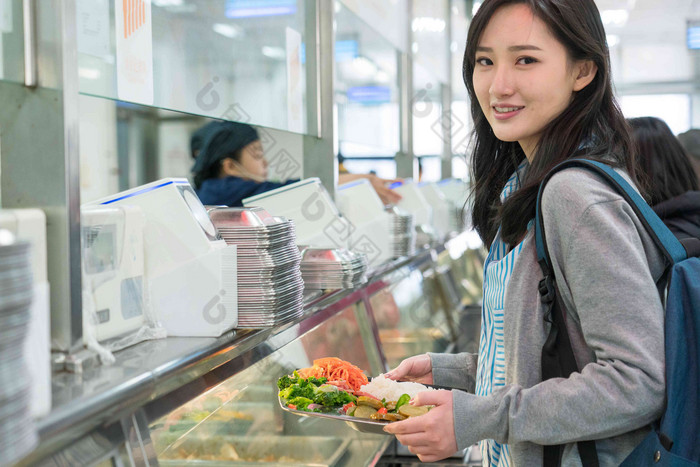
16,231,485,467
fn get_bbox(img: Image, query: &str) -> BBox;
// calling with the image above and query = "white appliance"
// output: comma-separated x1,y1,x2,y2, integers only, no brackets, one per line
336,179,393,268
0,209,51,419
417,182,452,239
435,178,469,232
81,205,146,342
89,179,237,337
243,178,351,249
392,180,433,227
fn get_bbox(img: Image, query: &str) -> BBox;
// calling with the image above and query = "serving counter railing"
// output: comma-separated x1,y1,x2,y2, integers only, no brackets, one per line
16,231,484,467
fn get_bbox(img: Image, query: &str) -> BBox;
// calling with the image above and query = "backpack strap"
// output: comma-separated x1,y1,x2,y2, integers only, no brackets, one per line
534,159,688,467
535,159,688,273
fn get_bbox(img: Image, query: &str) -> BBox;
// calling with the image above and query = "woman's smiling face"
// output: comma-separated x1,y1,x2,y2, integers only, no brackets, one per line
472,3,591,160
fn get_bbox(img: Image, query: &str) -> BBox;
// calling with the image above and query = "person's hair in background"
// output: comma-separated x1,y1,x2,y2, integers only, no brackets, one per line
677,128,700,183
628,117,699,206
464,0,637,248
191,121,261,189
631,118,700,242
190,120,225,160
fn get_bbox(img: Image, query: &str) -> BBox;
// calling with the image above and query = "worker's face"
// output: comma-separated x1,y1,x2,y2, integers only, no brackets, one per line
238,140,267,178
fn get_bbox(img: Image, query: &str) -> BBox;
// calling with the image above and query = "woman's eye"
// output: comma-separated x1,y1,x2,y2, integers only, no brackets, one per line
476,57,493,66
517,56,538,65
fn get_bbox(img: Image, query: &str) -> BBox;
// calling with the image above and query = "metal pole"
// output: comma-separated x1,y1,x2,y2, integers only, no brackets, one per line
303,0,336,197
0,0,83,352
396,0,416,180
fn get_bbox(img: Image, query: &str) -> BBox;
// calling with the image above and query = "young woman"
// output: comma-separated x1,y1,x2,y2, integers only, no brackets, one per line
383,1,667,465
192,121,402,207
629,116,700,241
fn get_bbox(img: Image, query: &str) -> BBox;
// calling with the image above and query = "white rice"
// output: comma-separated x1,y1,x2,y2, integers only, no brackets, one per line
359,374,434,402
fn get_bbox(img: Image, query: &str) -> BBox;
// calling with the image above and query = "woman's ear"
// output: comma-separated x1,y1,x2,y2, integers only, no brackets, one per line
573,60,598,92
220,157,239,177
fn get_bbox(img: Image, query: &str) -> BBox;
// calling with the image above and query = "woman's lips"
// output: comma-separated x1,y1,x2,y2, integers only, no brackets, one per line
492,105,524,120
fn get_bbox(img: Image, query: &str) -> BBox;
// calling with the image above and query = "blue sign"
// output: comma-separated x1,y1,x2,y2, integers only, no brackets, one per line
688,22,700,49
347,86,392,104
225,0,297,18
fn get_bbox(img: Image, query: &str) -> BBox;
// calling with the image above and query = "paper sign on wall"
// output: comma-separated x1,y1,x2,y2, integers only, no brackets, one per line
77,0,110,58
0,0,12,33
115,0,154,105
286,27,303,133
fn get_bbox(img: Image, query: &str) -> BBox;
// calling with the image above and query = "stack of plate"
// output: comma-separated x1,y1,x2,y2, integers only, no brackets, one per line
209,207,304,328
299,247,368,290
385,206,415,258
0,229,37,464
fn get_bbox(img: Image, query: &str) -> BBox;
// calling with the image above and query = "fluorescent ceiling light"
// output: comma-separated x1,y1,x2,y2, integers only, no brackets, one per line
262,46,286,60
152,0,183,6
412,17,446,33
606,34,620,47
213,23,241,39
78,68,101,80
600,9,629,28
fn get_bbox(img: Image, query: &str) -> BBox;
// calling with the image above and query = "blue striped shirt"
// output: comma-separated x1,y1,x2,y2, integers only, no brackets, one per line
475,163,528,467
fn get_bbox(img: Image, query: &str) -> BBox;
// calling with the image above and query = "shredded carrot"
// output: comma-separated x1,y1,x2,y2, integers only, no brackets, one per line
296,357,369,392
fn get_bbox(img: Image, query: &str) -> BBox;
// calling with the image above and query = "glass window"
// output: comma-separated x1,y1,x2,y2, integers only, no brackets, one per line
411,0,449,84
342,159,397,179
369,269,453,369
337,0,408,53
412,62,444,159
77,0,309,133
620,93,691,135
335,2,400,159
149,302,387,465
0,0,23,84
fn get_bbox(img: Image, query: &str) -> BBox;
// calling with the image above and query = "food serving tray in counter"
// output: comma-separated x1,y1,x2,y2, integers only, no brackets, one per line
159,435,350,467
277,395,391,435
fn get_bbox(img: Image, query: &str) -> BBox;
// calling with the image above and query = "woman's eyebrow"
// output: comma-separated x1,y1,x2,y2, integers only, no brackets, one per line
476,45,543,52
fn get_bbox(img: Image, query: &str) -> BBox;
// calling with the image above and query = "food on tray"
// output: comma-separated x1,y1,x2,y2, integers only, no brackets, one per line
296,357,369,392
278,357,433,424
359,374,434,401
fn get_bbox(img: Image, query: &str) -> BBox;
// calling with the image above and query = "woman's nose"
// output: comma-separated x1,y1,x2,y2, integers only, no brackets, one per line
490,65,515,98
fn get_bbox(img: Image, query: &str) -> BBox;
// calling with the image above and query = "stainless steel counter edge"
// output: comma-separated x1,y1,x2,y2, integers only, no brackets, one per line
20,241,463,465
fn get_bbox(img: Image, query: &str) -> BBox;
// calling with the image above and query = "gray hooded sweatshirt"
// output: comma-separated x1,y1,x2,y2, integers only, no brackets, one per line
431,168,667,466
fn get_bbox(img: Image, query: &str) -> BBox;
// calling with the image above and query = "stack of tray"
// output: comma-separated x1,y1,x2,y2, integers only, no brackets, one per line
385,205,415,258
299,247,368,290
0,229,37,464
209,207,304,328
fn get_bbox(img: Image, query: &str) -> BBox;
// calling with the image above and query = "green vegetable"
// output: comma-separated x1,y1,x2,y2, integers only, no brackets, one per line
287,397,314,410
313,389,356,407
395,394,410,412
277,374,298,390
279,383,315,400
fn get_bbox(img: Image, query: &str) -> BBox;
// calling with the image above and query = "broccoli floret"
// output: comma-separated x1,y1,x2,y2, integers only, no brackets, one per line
288,397,314,410
277,374,298,390
314,389,356,407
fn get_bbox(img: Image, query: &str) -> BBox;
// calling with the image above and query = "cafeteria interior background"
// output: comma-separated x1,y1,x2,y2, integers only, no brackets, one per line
1,0,699,466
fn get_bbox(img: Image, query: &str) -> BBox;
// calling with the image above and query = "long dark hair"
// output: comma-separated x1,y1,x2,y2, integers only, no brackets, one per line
465,0,637,248
629,117,699,206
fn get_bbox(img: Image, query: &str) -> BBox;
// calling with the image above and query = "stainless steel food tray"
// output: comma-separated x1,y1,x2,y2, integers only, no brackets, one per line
159,435,350,467
277,395,390,435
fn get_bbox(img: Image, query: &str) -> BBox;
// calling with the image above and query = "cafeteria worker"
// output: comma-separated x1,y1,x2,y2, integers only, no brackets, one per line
192,121,402,207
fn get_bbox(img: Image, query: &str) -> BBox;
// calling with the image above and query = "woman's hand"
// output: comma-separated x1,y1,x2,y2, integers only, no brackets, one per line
383,389,458,462
337,173,403,205
385,354,433,384
367,174,402,205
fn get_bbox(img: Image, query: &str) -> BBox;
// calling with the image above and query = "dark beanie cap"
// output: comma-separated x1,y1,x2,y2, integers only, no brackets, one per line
191,121,259,177
190,121,225,158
